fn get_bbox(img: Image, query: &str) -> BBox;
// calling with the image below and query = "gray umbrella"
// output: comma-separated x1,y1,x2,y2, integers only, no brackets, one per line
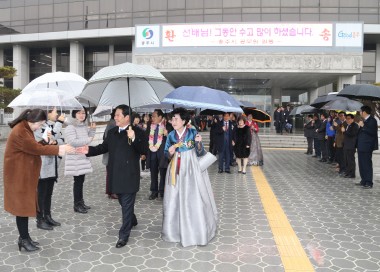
337,84,380,101
321,98,363,112
290,105,316,115
310,93,340,108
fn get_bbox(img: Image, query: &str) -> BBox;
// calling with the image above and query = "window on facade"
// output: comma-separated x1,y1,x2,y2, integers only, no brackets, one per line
3,48,13,88
84,46,109,80
56,47,70,72
29,48,52,81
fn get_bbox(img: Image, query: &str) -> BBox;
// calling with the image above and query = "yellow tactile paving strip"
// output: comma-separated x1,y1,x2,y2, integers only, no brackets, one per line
251,166,315,272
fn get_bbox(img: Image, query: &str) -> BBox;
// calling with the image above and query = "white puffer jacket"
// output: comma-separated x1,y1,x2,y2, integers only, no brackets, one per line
64,119,96,176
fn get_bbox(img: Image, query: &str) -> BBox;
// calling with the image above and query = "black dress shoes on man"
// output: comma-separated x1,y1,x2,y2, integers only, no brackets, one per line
225,170,231,174
218,169,223,173
115,239,128,248
149,192,158,200
363,185,373,189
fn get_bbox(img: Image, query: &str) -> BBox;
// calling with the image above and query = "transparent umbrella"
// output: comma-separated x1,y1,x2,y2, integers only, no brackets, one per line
22,72,87,97
8,88,83,111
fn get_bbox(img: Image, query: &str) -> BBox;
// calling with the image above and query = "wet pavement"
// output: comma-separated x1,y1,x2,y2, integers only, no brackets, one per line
0,140,379,272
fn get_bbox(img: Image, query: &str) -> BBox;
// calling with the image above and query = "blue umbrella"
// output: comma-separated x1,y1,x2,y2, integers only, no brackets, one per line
162,86,243,113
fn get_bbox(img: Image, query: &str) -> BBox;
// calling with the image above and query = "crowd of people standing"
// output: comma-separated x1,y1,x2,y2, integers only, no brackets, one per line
303,105,378,189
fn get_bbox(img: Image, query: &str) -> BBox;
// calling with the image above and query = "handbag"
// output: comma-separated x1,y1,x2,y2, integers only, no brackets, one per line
198,152,217,172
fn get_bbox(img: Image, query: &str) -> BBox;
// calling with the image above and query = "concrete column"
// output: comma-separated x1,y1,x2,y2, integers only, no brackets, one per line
376,44,380,83
309,88,318,104
131,40,136,63
13,45,29,90
337,75,356,92
109,44,114,66
70,41,84,77
52,47,57,72
271,86,281,108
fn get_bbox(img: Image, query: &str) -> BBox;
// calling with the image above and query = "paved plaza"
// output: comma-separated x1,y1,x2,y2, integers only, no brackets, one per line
0,139,380,271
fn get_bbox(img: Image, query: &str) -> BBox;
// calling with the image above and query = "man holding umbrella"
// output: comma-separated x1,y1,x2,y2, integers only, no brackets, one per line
78,104,147,248
356,105,378,189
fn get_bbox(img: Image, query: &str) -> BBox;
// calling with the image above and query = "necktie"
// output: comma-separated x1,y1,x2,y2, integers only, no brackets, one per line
153,126,159,144
225,122,228,131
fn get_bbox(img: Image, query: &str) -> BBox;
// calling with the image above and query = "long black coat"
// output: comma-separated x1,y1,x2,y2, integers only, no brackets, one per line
232,125,251,158
304,120,314,138
87,126,147,194
316,119,327,140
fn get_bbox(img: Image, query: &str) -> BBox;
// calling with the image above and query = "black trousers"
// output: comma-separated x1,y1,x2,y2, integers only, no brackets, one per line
306,137,313,154
314,138,321,157
358,151,373,186
73,174,85,204
141,159,146,171
218,142,231,171
149,152,166,195
343,149,356,177
335,147,345,173
16,216,29,239
320,139,327,159
117,193,136,240
38,178,56,216
326,136,336,161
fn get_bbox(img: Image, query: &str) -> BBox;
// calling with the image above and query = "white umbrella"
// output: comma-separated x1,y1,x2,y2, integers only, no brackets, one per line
77,62,174,109
22,72,87,97
8,88,83,111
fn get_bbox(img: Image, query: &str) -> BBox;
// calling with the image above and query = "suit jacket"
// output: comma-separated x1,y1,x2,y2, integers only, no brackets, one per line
215,120,233,152
343,122,359,150
316,119,327,140
146,122,173,169
87,126,147,194
304,120,314,138
310,119,321,139
357,115,379,152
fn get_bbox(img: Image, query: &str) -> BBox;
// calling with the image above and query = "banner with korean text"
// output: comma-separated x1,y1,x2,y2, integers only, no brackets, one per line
161,23,333,47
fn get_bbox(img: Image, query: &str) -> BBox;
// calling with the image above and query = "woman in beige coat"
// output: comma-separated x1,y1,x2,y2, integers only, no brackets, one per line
3,109,73,252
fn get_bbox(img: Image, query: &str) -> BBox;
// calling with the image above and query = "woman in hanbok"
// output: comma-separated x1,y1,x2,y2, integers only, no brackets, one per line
162,107,218,247
232,116,251,174
246,114,264,166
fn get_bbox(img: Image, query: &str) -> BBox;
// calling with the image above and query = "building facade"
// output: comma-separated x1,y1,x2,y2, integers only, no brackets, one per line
0,0,379,114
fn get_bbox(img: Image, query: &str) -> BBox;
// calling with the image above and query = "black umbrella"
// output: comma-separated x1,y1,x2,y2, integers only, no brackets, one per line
243,108,271,123
200,109,224,116
337,84,380,101
290,105,316,116
310,93,340,108
321,97,363,112
300,105,321,114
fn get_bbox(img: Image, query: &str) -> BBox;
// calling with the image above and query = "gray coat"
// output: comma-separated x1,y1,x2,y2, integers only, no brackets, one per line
64,119,96,176
34,120,65,180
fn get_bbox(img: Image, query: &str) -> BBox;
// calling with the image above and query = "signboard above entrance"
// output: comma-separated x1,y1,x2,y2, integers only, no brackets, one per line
160,23,333,47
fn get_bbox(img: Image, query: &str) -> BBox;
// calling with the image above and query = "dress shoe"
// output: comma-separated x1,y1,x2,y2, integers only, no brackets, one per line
343,175,355,178
132,215,138,227
45,215,61,227
218,169,223,173
149,192,158,200
37,218,53,230
18,238,40,252
319,159,327,162
159,193,164,199
363,185,373,189
74,203,88,213
79,200,91,209
225,170,231,173
115,239,128,248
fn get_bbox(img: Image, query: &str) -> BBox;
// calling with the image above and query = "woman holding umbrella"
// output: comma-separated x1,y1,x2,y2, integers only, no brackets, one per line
162,107,218,247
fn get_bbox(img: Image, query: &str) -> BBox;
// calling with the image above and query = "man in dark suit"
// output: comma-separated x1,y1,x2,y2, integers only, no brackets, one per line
273,107,282,134
146,109,173,200
356,105,379,188
80,104,147,248
342,113,359,178
303,114,314,154
311,114,321,158
215,112,233,173
316,112,328,162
